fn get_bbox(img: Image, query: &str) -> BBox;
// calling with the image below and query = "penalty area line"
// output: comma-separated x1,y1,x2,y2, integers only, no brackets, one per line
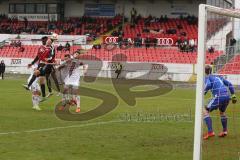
0,120,122,136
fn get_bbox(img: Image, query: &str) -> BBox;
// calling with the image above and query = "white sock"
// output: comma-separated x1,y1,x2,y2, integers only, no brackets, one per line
75,95,80,108
32,95,40,107
62,94,68,106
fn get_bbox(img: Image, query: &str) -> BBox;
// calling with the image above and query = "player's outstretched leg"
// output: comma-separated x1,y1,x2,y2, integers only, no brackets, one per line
23,71,39,90
73,94,80,113
59,86,69,110
46,73,54,98
71,87,80,113
203,109,215,140
39,76,47,102
219,112,228,137
32,94,41,111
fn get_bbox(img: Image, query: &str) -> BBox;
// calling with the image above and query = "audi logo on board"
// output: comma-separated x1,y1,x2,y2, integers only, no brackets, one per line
103,36,176,46
104,36,119,44
156,38,174,46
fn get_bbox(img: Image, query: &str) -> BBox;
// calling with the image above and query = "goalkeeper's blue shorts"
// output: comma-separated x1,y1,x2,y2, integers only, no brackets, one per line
206,96,230,112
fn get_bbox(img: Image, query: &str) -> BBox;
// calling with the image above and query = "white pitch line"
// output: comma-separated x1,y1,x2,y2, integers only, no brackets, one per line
0,120,122,136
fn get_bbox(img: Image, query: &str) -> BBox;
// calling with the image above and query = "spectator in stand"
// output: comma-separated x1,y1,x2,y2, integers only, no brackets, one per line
229,38,237,54
57,44,63,51
130,8,137,23
24,17,28,28
183,38,189,52
175,37,182,48
118,35,123,47
159,15,164,23
163,15,168,22
179,43,185,52
189,39,195,52
153,38,158,48
145,36,151,49
115,63,123,79
143,27,150,33
186,15,197,25
16,40,22,47
10,40,16,47
0,60,5,80
93,44,101,49
208,46,215,53
134,34,142,48
64,41,70,52
166,28,176,34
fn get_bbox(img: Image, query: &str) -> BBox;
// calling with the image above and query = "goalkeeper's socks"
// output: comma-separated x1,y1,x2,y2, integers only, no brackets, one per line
204,115,213,133
28,75,37,88
40,84,46,97
221,115,228,132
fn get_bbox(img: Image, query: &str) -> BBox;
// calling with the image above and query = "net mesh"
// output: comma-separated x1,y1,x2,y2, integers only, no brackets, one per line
202,6,240,160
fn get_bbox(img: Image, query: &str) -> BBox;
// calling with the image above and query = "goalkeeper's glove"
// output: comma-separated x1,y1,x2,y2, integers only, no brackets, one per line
231,94,237,104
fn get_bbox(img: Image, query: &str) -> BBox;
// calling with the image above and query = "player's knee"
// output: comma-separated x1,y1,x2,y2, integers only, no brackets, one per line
39,77,45,84
220,112,225,116
34,70,40,76
203,108,209,117
33,91,41,96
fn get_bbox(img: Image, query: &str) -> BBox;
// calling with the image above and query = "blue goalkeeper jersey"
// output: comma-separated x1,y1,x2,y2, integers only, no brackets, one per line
204,75,235,97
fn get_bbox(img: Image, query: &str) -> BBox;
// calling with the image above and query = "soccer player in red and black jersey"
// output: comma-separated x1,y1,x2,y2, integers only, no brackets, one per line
45,39,61,97
24,36,54,101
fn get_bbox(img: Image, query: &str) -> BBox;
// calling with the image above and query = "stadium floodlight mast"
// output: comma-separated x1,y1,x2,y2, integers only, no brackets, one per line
194,4,240,160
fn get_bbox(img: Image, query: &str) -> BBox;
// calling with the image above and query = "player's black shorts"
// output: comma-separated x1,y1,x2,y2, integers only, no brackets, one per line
45,64,54,75
37,63,53,76
37,63,46,76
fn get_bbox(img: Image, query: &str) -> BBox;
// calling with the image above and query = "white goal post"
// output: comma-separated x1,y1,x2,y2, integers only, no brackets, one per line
194,4,240,160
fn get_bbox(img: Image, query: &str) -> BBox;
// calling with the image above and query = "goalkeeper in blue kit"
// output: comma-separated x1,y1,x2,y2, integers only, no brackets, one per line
203,65,237,140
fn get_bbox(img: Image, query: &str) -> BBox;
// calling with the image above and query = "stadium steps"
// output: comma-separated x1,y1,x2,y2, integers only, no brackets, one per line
218,54,240,74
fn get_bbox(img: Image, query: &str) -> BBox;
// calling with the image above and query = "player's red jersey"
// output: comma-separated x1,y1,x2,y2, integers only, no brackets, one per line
37,46,51,63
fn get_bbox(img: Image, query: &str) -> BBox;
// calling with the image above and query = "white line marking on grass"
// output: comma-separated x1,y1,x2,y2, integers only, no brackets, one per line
0,119,195,136
0,120,122,136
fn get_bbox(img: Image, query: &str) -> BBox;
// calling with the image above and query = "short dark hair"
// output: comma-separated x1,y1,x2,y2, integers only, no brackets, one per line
205,65,212,75
41,36,48,45
41,36,48,41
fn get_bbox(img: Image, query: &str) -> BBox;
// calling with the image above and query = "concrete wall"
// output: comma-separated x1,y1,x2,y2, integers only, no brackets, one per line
64,0,206,18
0,0,206,18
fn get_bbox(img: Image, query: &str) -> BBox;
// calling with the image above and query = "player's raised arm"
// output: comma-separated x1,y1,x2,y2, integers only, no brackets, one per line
28,55,39,68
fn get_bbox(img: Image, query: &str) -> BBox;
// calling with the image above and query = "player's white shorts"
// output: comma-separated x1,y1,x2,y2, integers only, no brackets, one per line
28,75,40,92
64,75,80,87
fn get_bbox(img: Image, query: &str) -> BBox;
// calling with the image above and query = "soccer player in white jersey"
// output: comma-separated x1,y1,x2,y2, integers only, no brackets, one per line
27,65,41,111
58,50,88,113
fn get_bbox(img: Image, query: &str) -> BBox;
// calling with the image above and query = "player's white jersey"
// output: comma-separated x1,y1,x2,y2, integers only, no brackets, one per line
62,59,83,87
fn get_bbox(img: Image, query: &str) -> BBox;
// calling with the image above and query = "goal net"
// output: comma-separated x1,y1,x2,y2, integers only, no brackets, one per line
194,4,240,160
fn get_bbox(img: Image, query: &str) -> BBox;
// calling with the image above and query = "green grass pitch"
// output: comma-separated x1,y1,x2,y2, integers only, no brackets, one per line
0,76,240,160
